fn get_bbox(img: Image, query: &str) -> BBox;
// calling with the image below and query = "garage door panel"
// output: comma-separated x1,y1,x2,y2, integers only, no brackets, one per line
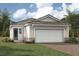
35,29,64,43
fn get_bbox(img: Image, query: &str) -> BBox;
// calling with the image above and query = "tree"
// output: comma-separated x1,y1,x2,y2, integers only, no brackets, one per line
65,10,79,37
0,9,10,37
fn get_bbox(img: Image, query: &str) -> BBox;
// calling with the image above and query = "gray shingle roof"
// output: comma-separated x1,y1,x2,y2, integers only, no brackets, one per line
10,20,16,25
10,14,68,25
11,18,36,25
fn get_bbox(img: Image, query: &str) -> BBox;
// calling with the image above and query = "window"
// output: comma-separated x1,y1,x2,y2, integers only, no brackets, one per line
19,28,22,34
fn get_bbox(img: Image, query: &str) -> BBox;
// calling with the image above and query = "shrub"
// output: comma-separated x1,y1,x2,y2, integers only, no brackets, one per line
2,37,9,42
0,37,14,42
23,39,34,43
23,39,26,43
69,37,78,43
65,37,79,44
68,30,79,43
0,37,7,42
8,39,14,42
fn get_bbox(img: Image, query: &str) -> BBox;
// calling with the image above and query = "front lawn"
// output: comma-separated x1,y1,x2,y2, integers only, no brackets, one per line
0,42,70,56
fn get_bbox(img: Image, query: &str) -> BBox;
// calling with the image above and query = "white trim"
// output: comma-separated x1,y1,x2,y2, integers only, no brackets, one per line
35,29,64,43
26,26,30,41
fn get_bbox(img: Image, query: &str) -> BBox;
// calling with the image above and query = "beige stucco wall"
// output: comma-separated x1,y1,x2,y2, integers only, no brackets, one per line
24,26,27,40
30,26,35,40
24,25,35,41
24,25,30,41
10,23,70,42
64,26,70,40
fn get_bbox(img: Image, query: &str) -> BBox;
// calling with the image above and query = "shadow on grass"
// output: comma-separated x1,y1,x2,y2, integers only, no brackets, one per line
0,46,33,56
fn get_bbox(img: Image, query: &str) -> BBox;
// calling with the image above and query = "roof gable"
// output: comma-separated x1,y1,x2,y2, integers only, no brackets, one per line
37,14,60,22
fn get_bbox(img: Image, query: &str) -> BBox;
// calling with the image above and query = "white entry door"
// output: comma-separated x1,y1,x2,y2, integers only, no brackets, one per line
35,29,64,43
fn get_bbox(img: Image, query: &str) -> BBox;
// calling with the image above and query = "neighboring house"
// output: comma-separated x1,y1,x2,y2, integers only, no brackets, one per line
10,14,71,43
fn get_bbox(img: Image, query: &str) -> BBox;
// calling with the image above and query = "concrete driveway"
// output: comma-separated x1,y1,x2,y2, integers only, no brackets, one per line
42,43,79,56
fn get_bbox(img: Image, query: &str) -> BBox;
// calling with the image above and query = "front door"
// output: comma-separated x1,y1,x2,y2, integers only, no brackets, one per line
13,28,18,40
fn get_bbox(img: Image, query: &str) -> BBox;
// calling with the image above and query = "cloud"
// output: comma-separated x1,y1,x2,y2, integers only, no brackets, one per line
55,3,79,19
33,7,53,18
29,4,34,8
53,10,68,19
33,3,53,18
13,9,27,20
13,3,68,21
26,12,36,18
56,7,62,11
68,3,79,12
33,3,68,19
13,3,79,21
32,3,68,19
62,3,67,10
53,3,68,19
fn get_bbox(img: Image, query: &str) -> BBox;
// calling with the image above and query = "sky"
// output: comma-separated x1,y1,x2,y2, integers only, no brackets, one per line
0,3,79,22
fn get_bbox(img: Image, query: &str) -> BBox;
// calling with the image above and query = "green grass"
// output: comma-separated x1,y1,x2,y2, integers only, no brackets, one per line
0,42,70,56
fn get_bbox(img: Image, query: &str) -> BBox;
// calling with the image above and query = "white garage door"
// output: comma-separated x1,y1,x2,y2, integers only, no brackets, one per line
35,29,64,43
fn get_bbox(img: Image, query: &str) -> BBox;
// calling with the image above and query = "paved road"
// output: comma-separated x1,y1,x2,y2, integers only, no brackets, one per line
43,43,79,56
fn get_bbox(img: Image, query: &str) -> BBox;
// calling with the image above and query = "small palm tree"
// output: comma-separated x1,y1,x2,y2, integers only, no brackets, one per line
0,9,10,37
65,9,79,37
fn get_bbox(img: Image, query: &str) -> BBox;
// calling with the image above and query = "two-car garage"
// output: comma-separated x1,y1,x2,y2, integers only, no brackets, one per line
35,29,64,43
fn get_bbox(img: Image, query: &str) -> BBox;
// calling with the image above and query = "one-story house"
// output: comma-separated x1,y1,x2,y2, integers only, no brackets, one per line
10,14,70,43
